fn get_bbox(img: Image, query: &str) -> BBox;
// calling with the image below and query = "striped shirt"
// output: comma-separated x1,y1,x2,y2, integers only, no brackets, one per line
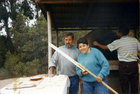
107,36,140,62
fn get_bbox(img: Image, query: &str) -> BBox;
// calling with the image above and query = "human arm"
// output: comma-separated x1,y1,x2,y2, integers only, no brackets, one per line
95,49,110,79
76,55,88,77
49,66,55,77
76,66,84,77
93,41,109,50
48,51,58,77
137,41,140,52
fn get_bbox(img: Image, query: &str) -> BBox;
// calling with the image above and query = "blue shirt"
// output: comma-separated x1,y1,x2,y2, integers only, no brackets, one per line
76,47,110,82
62,45,76,49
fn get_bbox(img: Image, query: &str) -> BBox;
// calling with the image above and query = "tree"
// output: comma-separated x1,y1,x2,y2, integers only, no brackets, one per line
0,0,39,53
0,36,7,67
11,13,30,54
5,14,48,77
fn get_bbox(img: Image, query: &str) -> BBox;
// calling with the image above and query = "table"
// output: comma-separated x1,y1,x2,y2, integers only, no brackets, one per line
0,75,70,94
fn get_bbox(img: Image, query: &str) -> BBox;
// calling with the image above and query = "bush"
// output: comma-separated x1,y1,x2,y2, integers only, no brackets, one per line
24,59,41,76
5,51,24,77
0,67,13,80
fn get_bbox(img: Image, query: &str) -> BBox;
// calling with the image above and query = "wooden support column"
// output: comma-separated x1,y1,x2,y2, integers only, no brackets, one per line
47,11,52,73
134,27,137,38
139,27,140,41
56,30,59,47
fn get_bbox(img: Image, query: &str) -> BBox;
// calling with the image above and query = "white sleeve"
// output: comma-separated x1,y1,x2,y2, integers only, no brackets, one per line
137,41,140,52
49,51,58,68
107,40,119,52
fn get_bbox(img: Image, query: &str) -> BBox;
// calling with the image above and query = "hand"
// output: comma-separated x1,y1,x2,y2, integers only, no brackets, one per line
81,71,88,75
96,76,103,83
49,67,55,78
49,74,55,78
93,41,99,46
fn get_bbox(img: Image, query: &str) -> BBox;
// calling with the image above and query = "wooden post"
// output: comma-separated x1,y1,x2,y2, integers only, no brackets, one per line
134,27,137,38
47,11,52,73
56,30,59,47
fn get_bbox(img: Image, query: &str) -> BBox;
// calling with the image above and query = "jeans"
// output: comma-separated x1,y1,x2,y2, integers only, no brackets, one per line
69,75,79,94
83,78,108,94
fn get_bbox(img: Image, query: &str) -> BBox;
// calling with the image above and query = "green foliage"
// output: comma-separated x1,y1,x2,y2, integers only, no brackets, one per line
1,12,91,79
5,51,23,77
3,14,48,78
0,0,34,23
0,67,12,79
18,14,48,63
0,0,9,23
0,36,7,67
20,0,34,19
0,0,39,54
24,59,41,76
11,13,29,54
10,3,21,20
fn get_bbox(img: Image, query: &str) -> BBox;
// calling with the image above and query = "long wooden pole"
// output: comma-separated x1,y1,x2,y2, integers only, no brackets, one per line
49,43,118,94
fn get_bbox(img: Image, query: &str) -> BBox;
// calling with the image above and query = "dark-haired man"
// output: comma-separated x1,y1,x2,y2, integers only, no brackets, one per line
93,26,140,94
49,32,80,94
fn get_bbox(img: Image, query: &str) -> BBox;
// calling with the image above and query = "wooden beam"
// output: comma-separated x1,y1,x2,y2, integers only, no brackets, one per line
36,0,138,4
38,4,47,20
51,6,84,10
134,27,137,38
51,13,86,17
108,60,119,70
56,28,116,31
55,22,138,27
47,11,52,73
56,30,59,47
35,0,41,3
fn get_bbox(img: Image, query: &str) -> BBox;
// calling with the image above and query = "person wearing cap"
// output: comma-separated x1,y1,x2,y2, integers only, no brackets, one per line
76,37,110,94
49,32,80,94
93,26,140,94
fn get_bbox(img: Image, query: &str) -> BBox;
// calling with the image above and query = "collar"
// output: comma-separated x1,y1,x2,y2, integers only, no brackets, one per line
121,35,129,39
62,45,76,49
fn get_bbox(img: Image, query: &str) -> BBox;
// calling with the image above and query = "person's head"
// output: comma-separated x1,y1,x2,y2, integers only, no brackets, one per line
77,37,90,54
64,32,74,49
117,26,129,37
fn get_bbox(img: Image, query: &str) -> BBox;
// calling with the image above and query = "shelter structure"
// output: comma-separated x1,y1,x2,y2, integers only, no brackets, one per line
35,0,139,68
35,0,139,93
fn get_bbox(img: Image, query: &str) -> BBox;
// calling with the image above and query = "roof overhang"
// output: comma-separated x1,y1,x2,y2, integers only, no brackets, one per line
36,0,139,30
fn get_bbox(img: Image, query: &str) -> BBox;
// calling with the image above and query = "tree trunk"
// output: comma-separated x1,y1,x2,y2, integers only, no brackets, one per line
4,21,15,54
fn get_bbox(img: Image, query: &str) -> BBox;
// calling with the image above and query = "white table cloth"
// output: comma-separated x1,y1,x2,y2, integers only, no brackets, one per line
0,75,70,94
